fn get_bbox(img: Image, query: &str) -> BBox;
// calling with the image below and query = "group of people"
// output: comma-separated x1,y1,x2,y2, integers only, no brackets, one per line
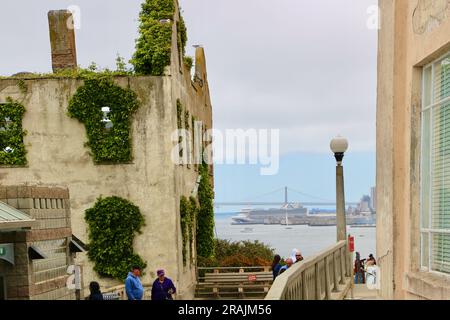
271,249,378,286
271,249,304,280
354,252,377,285
87,265,176,300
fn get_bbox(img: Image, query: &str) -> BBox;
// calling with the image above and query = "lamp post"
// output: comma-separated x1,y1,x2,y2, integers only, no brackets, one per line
330,136,348,242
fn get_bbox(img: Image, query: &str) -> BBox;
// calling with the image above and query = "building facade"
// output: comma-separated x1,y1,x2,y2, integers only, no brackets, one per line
0,186,85,300
377,0,450,299
0,1,213,299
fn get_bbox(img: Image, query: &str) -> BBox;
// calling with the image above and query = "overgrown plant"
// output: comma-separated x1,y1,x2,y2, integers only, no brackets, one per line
0,97,27,166
180,196,198,266
183,56,193,71
85,196,147,280
176,99,184,159
197,239,274,268
196,162,215,258
68,78,140,163
177,14,187,57
131,0,175,75
116,54,128,73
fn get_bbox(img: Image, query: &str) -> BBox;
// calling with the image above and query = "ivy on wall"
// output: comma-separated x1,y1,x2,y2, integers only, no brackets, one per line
184,110,190,131
188,196,197,263
177,99,183,130
183,56,193,71
131,0,175,75
177,99,184,159
0,97,27,166
196,162,215,259
180,196,198,266
177,14,187,57
68,78,140,164
85,196,147,280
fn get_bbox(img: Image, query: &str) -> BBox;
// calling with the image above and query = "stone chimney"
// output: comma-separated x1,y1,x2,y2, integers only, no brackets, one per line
48,10,77,73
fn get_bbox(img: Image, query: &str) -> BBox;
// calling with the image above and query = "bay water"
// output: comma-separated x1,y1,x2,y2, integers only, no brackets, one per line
214,210,376,261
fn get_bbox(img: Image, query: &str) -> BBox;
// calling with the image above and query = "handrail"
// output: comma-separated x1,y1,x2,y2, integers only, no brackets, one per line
265,240,351,300
198,267,270,271
100,283,152,300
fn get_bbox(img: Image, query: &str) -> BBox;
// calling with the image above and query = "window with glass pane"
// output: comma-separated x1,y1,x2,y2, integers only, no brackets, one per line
421,53,450,274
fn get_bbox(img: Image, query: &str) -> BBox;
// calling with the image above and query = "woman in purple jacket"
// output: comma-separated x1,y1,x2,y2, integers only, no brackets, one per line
151,269,176,300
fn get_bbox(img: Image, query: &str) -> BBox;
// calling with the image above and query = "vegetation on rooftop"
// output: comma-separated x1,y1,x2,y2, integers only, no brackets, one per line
0,0,192,79
131,0,175,75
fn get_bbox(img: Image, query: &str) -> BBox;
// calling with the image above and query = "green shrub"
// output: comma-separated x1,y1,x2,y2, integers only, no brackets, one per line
85,196,146,280
68,78,140,164
131,0,175,75
0,97,27,166
197,239,275,268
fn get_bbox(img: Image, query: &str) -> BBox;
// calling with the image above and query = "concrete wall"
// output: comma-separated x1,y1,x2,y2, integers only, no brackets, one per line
0,4,213,298
377,0,450,299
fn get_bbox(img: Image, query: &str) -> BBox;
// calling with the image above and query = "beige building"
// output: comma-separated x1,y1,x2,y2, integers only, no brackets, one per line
377,0,450,299
0,1,212,299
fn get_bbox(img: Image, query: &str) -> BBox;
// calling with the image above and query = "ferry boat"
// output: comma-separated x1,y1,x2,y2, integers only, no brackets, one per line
231,203,308,225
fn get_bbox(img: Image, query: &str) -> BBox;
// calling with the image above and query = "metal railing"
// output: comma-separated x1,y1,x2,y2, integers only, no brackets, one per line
265,240,352,300
197,266,271,280
99,283,152,300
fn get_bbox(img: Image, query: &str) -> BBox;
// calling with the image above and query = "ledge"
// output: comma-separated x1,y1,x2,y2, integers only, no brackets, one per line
405,271,450,300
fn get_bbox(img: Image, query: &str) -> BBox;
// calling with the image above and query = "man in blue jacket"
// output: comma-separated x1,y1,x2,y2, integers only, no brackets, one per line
125,265,144,300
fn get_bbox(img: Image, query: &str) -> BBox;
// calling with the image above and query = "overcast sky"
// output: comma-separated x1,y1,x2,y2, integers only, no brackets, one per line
0,0,378,201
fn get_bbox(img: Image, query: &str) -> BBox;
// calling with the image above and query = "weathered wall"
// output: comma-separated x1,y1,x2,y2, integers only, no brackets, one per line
377,0,450,299
165,2,214,298
0,69,212,298
0,0,213,300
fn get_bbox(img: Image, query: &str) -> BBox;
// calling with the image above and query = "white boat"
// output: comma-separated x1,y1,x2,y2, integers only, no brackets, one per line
283,204,293,229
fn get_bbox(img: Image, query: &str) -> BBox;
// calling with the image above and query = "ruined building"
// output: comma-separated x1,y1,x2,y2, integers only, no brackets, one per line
0,0,212,299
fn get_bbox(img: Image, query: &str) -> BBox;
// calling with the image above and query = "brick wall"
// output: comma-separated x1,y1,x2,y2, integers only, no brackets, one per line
0,185,76,300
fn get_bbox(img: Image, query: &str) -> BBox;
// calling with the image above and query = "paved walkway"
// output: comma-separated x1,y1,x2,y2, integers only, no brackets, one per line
347,284,380,300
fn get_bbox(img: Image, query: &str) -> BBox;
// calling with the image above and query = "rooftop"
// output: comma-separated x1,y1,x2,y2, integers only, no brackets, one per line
0,201,36,231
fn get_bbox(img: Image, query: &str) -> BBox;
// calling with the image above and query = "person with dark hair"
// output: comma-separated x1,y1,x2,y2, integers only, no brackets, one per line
367,254,376,265
88,281,103,300
125,265,144,300
271,255,282,280
151,269,176,300
354,252,365,284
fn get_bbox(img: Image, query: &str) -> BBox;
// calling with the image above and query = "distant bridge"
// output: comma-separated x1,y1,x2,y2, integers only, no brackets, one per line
214,202,358,206
214,186,359,207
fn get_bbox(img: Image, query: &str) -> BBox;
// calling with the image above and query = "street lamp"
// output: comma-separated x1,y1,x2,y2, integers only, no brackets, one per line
330,136,348,242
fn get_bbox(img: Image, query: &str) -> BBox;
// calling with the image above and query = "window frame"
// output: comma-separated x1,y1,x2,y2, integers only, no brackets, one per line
420,51,450,275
